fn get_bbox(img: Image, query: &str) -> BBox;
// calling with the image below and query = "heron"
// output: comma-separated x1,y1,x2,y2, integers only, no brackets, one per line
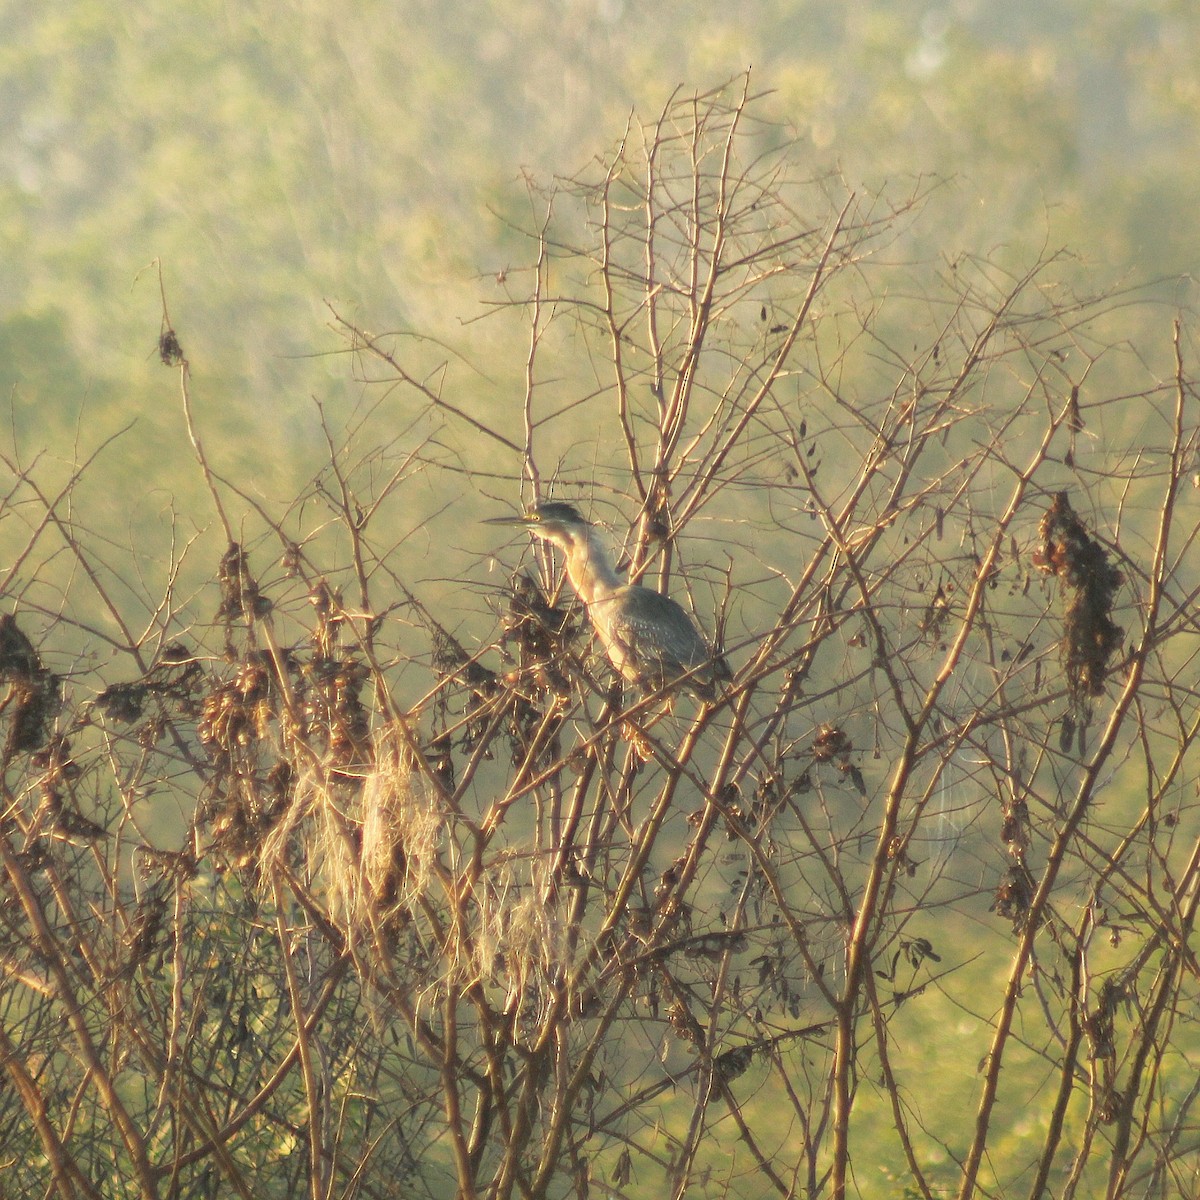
485,502,724,700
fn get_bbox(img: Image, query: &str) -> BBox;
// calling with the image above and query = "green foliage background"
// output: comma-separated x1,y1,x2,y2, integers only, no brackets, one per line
3,0,1197,468
3,0,1196,654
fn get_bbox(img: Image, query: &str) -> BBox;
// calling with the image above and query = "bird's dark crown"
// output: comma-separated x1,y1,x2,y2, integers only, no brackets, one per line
530,501,589,526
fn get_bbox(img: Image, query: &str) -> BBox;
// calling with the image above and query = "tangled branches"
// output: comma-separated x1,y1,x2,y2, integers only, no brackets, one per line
2,80,1200,1200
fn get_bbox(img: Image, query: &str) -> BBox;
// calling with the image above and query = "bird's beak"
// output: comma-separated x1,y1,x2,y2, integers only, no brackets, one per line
482,513,535,527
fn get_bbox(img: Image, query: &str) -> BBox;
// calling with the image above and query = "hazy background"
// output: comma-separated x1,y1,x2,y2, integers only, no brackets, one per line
2,0,1197,605
3,6,1198,1189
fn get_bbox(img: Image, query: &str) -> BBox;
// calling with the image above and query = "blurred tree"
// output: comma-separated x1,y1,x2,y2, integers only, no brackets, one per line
0,0,1196,482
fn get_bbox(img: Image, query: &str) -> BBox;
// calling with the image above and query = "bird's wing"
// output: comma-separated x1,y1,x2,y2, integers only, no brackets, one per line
609,587,709,673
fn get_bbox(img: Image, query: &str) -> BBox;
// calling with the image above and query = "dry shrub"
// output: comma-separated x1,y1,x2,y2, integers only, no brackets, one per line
3,80,1200,1200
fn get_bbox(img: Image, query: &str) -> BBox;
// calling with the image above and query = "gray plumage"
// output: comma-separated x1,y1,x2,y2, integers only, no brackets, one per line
485,502,722,698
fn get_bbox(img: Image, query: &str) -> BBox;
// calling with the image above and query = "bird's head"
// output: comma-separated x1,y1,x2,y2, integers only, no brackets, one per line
484,502,591,553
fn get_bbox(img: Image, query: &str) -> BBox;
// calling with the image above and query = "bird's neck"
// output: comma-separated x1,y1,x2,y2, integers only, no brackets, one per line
566,527,623,606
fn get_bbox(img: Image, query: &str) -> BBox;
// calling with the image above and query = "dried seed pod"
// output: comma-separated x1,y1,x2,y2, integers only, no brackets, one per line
1034,492,1123,700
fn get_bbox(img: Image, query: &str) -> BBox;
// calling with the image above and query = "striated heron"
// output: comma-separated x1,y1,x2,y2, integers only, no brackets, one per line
485,502,723,699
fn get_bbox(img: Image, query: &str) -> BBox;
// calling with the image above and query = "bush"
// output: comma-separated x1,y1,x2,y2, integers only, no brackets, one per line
3,78,1200,1200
